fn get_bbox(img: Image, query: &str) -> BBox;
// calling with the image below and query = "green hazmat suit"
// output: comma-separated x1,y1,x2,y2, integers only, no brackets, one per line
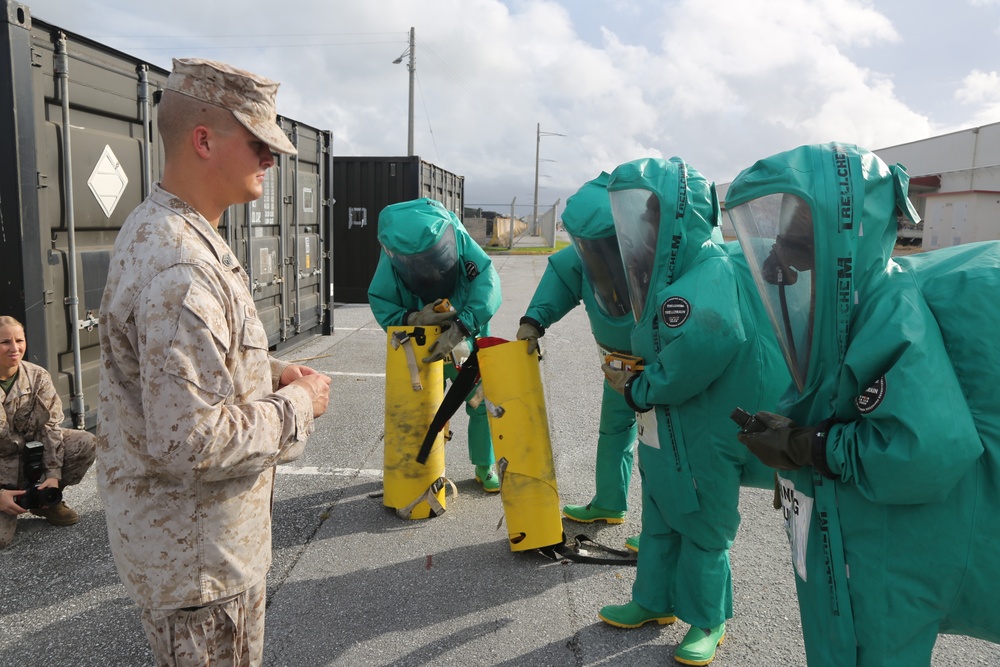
725,142,1000,666
521,172,637,513
368,197,501,468
607,157,788,629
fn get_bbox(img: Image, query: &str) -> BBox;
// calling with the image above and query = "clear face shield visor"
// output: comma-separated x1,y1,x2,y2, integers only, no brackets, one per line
609,189,660,321
727,193,816,391
569,233,632,318
384,224,459,304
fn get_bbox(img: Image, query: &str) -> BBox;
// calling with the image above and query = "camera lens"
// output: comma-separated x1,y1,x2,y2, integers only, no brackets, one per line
36,487,62,506
15,485,62,510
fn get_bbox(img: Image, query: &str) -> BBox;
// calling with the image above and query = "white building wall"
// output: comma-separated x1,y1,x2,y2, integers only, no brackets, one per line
920,192,1000,249
877,124,1000,249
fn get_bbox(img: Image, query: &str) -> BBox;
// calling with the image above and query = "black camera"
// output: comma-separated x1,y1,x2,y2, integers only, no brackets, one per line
11,441,62,510
13,484,61,510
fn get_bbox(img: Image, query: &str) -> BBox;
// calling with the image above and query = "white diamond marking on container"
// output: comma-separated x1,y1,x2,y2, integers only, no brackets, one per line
87,144,129,218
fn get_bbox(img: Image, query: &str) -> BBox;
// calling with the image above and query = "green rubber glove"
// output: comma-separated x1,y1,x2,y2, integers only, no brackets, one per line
516,321,542,354
407,299,458,326
736,411,815,471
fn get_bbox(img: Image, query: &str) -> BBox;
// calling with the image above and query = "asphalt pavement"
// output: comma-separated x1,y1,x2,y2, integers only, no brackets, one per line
2,250,998,666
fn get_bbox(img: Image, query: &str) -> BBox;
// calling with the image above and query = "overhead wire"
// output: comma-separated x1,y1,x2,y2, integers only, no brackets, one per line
87,27,520,127
87,26,528,210
123,41,402,51
414,69,441,164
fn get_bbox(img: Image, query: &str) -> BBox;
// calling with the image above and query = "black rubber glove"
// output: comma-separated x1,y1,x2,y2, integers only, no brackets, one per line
736,411,816,471
407,299,458,326
515,321,542,354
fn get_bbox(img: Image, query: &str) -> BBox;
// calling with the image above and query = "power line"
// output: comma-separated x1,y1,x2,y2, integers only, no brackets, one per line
414,70,440,163
83,30,403,52
124,41,401,52
87,31,404,39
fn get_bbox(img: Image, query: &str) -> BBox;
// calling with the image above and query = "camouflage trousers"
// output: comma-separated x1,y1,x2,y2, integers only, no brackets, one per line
0,428,97,548
140,580,266,667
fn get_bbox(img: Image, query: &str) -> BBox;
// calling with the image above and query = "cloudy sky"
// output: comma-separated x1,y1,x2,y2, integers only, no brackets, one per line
24,0,1000,215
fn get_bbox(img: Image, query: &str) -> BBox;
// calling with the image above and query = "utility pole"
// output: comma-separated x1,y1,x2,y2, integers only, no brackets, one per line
532,123,540,236
393,27,416,156
406,27,415,156
509,196,516,250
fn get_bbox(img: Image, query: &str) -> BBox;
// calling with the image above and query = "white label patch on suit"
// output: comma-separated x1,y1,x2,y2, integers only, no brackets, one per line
661,296,691,328
636,409,660,449
596,343,612,364
779,476,813,582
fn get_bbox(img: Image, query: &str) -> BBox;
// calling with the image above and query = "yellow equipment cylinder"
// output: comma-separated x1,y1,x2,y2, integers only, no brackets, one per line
478,339,563,551
383,325,447,519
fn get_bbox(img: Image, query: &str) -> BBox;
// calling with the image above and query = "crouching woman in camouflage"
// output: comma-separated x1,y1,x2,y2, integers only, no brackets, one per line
0,315,96,548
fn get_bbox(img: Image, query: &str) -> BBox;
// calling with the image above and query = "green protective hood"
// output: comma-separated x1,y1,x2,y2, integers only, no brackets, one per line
562,171,614,240
377,197,454,255
608,156,720,284
725,142,918,403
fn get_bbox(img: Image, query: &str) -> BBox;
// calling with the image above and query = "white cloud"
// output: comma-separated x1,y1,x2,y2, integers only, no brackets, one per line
956,69,1000,104
954,69,1000,127
21,0,998,206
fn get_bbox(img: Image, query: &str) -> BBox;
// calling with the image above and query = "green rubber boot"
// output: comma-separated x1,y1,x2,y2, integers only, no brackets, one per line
475,465,500,493
625,535,640,553
598,600,676,629
674,623,726,666
561,503,626,524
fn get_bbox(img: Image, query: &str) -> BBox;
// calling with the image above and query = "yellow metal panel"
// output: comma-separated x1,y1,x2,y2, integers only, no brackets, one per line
383,325,446,519
479,339,562,551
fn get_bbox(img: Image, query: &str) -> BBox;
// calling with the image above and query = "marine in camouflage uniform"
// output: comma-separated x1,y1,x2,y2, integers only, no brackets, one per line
98,58,329,667
0,356,96,547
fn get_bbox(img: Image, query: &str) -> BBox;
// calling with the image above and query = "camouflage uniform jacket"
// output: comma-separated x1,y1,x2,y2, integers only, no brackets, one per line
0,361,66,486
98,184,315,610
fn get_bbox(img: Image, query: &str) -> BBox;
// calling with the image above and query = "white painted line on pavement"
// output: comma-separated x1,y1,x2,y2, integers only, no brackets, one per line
322,371,386,378
277,465,383,478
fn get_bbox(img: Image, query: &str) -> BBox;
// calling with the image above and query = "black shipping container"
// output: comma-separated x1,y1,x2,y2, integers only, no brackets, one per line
0,1,333,428
332,156,464,303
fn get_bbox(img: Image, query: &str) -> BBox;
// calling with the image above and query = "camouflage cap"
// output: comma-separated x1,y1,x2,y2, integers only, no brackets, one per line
165,57,297,155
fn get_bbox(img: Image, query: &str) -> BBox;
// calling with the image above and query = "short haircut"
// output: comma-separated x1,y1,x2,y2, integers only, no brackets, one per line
158,90,238,158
